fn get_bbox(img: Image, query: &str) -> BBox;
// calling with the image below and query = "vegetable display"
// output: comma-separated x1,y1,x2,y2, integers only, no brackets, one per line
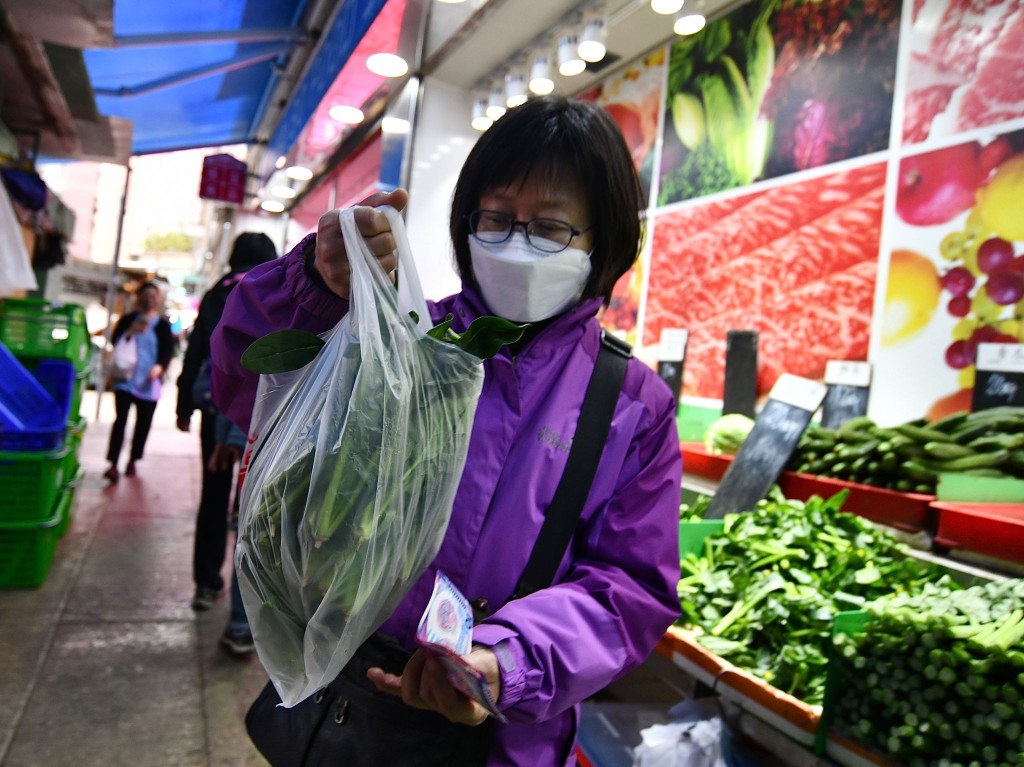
676,490,951,706
829,578,1024,766
703,412,755,455
785,407,1024,494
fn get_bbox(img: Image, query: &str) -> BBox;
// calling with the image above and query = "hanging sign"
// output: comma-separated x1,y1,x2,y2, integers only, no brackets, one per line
705,373,827,519
821,360,872,429
199,154,247,205
973,343,1024,411
657,328,689,403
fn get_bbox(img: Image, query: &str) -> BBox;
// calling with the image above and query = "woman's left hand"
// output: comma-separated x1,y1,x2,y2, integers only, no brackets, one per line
366,646,501,726
148,364,164,380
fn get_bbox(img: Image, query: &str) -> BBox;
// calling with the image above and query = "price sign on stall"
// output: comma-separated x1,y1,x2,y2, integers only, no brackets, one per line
973,343,1024,411
705,374,827,519
657,328,689,403
821,360,872,429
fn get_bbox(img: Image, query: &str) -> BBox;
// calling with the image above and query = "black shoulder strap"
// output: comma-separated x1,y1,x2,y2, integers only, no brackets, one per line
513,331,631,599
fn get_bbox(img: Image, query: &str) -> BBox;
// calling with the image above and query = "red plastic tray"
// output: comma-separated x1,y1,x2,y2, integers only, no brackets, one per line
679,443,935,532
932,502,1024,564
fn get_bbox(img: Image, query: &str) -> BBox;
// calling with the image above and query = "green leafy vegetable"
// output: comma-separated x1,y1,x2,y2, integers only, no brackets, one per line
242,329,326,374
677,491,953,705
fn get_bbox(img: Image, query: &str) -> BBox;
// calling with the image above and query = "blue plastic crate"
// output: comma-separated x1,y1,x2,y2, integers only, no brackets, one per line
0,341,74,451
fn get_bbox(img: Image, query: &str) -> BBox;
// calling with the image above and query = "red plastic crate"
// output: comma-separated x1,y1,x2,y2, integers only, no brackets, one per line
679,443,935,532
932,502,1024,564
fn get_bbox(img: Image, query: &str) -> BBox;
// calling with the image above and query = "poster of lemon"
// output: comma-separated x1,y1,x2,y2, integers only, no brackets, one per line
873,127,1024,426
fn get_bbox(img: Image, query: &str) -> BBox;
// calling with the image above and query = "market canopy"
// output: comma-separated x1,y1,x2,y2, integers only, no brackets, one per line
0,0,385,169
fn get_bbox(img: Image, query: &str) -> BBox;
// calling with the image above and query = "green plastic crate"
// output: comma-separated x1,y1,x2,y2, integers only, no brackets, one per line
678,518,724,558
0,494,65,588
0,444,70,523
56,469,83,539
0,298,90,373
63,416,87,480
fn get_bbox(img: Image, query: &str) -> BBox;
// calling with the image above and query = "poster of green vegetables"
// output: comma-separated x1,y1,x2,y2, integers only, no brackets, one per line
658,0,901,206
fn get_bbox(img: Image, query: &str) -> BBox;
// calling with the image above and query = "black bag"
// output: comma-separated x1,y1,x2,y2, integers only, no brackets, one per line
246,633,492,767
245,333,630,766
191,359,214,413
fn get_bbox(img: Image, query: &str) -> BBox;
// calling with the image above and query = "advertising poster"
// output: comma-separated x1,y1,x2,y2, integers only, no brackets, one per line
902,0,1024,146
584,50,667,344
657,0,900,207
872,127,1024,424
645,161,885,399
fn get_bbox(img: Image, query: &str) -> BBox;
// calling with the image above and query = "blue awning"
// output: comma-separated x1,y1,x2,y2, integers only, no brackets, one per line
81,0,385,159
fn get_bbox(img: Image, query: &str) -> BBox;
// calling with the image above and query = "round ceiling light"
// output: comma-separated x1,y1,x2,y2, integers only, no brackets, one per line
651,0,684,14
366,53,409,78
261,200,285,213
284,165,313,181
673,13,706,35
328,104,364,124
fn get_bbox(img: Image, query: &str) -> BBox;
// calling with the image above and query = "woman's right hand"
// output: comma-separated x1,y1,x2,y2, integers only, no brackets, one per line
313,188,409,299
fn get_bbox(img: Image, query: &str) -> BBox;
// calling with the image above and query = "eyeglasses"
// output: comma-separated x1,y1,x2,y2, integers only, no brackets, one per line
467,209,591,254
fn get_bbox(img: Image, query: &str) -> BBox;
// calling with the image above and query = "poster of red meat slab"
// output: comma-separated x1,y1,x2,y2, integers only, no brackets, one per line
644,161,885,399
902,0,1024,146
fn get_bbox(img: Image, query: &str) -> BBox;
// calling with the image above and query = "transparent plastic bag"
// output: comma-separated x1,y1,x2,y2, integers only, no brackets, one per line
236,206,484,707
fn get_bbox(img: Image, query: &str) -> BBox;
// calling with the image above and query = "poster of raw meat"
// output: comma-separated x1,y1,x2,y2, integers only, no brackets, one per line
644,161,886,399
582,49,667,343
871,127,1024,425
657,0,900,206
901,0,1024,146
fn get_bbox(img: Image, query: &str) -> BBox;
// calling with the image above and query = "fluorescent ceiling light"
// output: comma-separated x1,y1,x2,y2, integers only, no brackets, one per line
366,52,409,78
328,105,364,124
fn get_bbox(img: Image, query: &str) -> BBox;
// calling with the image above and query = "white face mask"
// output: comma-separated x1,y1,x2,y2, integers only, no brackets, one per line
469,233,593,323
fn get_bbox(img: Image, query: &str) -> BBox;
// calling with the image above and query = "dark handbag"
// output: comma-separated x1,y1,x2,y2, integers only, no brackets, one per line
246,634,493,767
245,332,630,766
191,359,214,413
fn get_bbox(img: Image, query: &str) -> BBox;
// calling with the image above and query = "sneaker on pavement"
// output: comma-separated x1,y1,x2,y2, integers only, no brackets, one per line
219,629,255,658
191,587,220,611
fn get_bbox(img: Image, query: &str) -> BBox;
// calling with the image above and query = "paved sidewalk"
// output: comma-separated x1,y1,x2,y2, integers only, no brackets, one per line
0,381,271,767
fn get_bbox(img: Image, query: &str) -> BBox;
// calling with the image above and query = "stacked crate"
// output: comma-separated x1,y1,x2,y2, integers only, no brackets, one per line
0,299,90,588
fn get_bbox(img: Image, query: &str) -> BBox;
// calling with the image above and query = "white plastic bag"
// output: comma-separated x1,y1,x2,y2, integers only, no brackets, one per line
236,206,484,707
108,333,138,381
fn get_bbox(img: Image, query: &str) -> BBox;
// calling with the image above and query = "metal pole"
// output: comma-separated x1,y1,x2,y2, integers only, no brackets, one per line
95,163,132,422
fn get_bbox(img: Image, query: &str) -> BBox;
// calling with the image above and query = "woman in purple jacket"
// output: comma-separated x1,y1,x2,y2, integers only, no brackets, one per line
211,95,682,766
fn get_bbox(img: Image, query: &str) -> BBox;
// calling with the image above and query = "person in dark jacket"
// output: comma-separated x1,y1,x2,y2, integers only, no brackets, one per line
103,281,175,483
176,232,277,652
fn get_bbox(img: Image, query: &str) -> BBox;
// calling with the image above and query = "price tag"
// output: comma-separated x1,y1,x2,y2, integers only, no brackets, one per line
824,360,872,388
705,373,826,519
822,361,872,429
722,330,758,418
973,343,1024,411
657,328,689,401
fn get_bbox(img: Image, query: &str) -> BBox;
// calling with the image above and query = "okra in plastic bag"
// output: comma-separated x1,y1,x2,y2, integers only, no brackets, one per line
235,207,494,707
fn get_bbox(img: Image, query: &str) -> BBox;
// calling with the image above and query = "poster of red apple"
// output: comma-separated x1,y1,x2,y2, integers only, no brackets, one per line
871,127,1024,425
901,0,1024,146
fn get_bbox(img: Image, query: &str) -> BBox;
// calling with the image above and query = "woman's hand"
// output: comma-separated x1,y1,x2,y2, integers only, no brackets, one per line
148,364,164,380
313,188,409,299
366,645,501,726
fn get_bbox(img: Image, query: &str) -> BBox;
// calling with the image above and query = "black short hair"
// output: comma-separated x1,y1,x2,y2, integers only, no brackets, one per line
229,232,278,272
450,95,646,301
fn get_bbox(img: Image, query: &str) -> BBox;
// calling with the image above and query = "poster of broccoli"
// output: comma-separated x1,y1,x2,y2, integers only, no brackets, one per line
657,0,901,206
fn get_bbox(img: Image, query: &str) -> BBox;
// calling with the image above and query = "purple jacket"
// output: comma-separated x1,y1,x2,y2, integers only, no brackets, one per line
211,235,682,766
